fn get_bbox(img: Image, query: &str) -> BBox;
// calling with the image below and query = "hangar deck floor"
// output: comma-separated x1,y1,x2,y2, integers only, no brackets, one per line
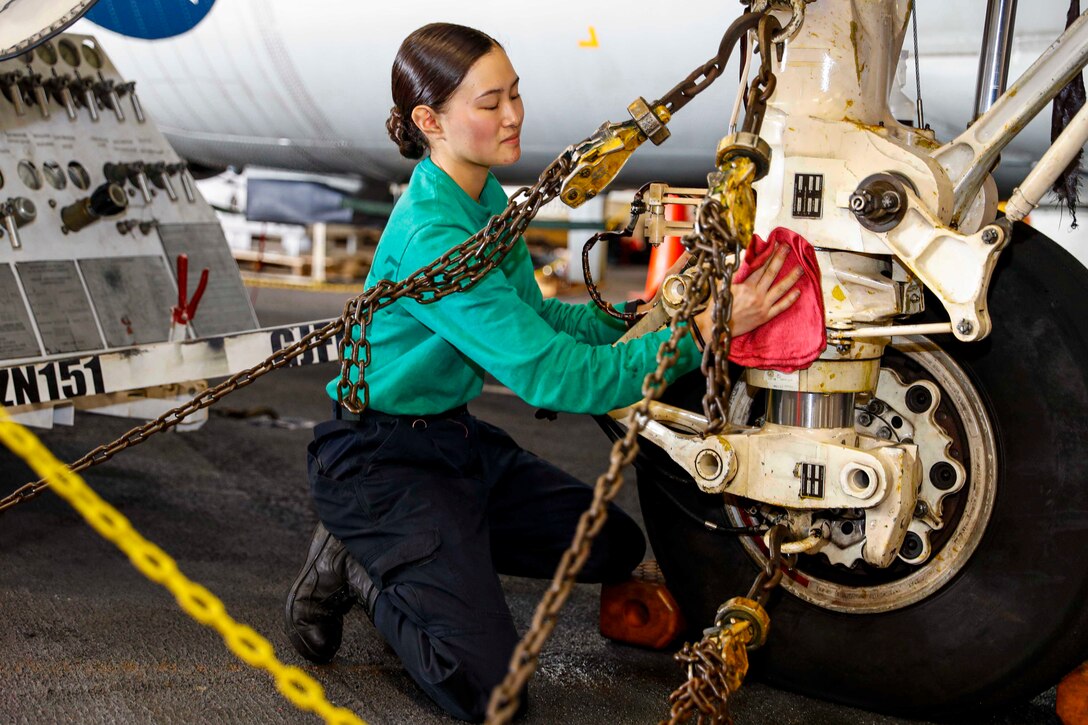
0,272,1061,724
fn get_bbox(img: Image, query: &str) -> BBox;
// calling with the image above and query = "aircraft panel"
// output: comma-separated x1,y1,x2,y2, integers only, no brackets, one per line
79,255,175,346
15,260,103,354
156,222,260,337
0,264,42,360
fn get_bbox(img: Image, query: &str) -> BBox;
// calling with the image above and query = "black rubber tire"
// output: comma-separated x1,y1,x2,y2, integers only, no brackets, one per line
634,222,1088,717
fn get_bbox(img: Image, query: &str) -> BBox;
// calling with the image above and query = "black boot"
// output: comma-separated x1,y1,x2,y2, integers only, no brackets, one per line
284,522,377,664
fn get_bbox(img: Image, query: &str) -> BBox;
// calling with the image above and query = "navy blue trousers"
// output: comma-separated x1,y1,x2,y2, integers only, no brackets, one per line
308,407,646,722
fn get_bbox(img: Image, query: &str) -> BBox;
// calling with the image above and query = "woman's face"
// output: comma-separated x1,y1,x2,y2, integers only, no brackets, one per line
430,48,523,170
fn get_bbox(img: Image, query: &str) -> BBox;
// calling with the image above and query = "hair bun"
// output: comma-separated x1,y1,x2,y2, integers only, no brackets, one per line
386,105,426,160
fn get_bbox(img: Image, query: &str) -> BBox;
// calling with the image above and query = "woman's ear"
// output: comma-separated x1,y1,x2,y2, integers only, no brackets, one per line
411,105,443,144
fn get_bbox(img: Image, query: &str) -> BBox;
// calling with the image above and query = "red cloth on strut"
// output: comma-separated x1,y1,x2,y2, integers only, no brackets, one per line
727,227,825,372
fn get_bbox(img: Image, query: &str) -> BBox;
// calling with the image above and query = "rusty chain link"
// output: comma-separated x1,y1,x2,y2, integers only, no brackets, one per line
653,13,762,116
664,525,792,724
747,0,815,43
741,15,781,137
746,524,793,607
484,176,753,722
666,623,751,725
693,191,742,435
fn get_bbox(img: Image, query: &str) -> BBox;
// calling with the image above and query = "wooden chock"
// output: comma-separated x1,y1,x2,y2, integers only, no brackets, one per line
1058,660,1088,725
599,560,686,650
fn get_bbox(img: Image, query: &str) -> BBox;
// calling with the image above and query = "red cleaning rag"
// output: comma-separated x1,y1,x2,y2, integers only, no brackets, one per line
728,227,825,372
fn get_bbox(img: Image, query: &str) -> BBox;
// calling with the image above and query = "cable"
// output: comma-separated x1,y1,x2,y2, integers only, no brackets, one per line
912,1,926,128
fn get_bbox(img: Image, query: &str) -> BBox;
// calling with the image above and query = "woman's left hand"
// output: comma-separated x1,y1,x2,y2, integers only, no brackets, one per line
727,243,803,337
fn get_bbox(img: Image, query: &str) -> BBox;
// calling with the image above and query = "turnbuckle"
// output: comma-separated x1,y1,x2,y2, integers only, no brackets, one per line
560,99,671,209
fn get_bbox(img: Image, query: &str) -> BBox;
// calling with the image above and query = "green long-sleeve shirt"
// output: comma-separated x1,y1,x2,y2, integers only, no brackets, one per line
327,157,701,415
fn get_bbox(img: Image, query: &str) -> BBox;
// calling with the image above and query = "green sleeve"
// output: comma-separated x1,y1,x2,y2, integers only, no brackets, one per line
511,248,637,345
399,226,700,415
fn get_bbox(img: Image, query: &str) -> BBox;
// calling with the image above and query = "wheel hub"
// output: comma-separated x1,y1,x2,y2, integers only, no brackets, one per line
727,339,997,614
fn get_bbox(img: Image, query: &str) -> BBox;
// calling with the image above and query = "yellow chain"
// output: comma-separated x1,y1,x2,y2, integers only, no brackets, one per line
0,408,365,725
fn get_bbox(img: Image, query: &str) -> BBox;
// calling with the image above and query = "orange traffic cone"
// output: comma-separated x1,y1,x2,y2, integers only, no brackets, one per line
643,204,688,299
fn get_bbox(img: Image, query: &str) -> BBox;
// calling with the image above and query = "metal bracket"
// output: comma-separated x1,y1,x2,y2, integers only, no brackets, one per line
611,401,921,566
876,189,1009,341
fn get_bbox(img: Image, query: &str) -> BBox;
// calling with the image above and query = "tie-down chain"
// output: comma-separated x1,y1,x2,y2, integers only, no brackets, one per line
1,8,790,725
665,525,794,724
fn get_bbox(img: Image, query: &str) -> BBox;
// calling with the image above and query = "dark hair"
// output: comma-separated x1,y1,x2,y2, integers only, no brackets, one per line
386,23,501,159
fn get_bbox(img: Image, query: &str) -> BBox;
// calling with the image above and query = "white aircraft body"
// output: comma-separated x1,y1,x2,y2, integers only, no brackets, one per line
72,1,1085,194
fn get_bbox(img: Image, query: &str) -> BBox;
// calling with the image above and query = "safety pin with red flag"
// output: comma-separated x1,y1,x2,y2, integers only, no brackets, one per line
171,254,209,339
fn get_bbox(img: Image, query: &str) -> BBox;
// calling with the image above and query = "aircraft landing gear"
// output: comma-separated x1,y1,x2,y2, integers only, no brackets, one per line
635,223,1088,717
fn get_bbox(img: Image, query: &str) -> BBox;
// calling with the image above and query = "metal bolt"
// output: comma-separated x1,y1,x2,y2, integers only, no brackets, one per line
929,461,958,491
880,191,901,212
956,319,974,335
905,384,933,414
909,292,921,304
579,168,592,178
900,531,924,560
856,411,873,427
867,399,886,415
877,426,892,439
914,501,929,518
981,227,999,245
849,190,873,214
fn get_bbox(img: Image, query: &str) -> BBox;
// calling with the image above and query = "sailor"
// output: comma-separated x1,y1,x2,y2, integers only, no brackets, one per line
283,22,802,722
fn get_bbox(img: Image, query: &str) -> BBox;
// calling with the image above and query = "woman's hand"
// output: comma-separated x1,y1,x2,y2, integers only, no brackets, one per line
694,243,804,343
